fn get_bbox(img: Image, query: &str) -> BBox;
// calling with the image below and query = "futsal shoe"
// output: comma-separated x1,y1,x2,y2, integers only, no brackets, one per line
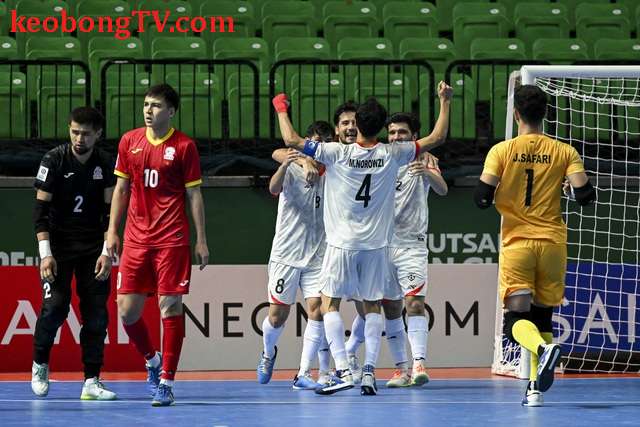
522,381,543,407
536,344,561,392
411,359,430,386
314,369,354,395
257,346,278,384
317,370,333,386
360,364,377,396
292,372,321,390
80,377,117,400
31,361,49,397
348,354,363,384
145,352,162,396
151,383,175,407
386,369,411,388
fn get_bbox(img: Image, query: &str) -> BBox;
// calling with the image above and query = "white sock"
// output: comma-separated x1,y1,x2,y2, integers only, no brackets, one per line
159,378,174,387
345,315,365,356
323,311,348,371
262,317,284,359
364,313,383,368
385,317,409,368
298,319,324,376
145,352,161,368
317,333,331,373
407,315,428,360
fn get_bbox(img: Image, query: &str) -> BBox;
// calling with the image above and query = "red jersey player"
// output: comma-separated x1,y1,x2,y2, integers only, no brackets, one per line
106,84,209,407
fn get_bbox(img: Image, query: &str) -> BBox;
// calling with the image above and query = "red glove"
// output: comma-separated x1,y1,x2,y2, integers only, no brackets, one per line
272,93,289,113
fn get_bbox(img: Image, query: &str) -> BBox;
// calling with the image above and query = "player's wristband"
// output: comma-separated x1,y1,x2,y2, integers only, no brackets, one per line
38,240,52,259
101,241,109,257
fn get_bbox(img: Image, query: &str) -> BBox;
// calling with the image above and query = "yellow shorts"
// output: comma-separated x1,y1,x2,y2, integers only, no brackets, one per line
499,239,567,307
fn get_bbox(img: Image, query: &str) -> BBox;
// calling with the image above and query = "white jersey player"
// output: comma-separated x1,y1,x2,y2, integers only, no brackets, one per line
257,122,335,390
272,81,453,396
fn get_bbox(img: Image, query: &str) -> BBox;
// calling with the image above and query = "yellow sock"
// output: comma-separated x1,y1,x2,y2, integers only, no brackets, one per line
512,319,545,354
529,349,538,382
541,332,553,345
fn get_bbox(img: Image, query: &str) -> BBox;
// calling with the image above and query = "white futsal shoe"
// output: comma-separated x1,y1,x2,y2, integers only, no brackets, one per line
386,368,411,388
348,354,362,384
31,361,49,397
522,381,543,407
81,377,117,400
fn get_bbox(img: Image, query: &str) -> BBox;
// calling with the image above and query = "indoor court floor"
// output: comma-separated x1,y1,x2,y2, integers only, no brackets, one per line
1,369,638,426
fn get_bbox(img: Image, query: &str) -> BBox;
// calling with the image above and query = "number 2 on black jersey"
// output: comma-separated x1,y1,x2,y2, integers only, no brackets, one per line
356,174,372,208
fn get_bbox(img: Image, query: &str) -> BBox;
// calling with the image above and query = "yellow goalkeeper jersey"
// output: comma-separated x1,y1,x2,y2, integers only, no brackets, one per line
482,133,586,246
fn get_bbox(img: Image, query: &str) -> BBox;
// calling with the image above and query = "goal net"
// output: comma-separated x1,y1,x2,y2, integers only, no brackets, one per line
492,66,640,377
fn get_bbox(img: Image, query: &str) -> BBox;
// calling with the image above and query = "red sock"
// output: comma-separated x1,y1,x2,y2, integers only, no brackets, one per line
161,315,185,381
123,318,155,359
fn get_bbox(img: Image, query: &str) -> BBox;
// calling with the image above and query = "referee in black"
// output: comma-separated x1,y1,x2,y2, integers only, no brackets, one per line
31,107,117,400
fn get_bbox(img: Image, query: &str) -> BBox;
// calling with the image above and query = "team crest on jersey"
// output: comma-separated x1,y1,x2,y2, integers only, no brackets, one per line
93,166,103,180
164,147,176,161
36,165,49,182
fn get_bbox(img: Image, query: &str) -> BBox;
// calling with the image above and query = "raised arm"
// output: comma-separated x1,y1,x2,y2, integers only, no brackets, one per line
416,81,453,154
273,94,307,151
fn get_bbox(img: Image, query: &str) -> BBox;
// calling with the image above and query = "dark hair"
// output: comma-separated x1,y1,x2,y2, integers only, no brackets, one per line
514,84,547,126
356,97,387,138
68,106,104,131
145,83,180,111
305,120,335,141
333,100,358,125
386,112,421,135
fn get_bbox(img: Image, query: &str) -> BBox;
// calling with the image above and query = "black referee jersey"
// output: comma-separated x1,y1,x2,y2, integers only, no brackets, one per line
34,144,115,261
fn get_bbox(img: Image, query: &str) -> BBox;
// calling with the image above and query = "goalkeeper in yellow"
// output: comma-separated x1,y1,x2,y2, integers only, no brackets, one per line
475,85,595,406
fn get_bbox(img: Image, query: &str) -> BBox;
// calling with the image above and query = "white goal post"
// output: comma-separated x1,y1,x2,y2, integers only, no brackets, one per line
492,65,640,378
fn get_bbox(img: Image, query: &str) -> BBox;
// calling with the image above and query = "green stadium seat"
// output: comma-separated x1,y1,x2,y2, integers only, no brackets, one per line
74,1,131,50
453,2,510,58
470,38,526,60
200,1,255,40
274,37,331,63
0,37,19,60
227,72,278,138
165,72,222,139
499,0,551,22
438,0,489,33
337,37,394,60
14,0,70,57
555,0,613,28
322,1,379,50
104,72,151,139
490,71,513,141
430,73,475,139
136,0,192,49
25,36,82,61
37,72,89,139
0,2,7,36
399,38,457,78
289,73,346,132
212,37,270,73
88,37,144,102
261,1,316,45
576,4,631,55
0,72,28,138
532,38,589,64
150,37,208,78
594,39,640,61
382,2,437,51
355,74,412,138
514,3,570,56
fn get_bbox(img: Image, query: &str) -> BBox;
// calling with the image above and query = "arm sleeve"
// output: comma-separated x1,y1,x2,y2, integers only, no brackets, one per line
482,145,504,177
114,134,130,179
391,140,419,166
182,140,203,188
34,151,59,193
565,146,586,176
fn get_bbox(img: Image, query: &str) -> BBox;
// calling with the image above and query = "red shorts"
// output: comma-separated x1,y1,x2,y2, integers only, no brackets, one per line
117,245,192,295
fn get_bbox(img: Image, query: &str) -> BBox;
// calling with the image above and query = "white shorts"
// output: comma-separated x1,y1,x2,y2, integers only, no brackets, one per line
267,260,322,305
384,246,428,300
320,245,390,301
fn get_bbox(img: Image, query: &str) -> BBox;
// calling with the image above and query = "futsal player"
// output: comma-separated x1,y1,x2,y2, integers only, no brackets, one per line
106,84,209,407
474,84,595,406
31,107,116,400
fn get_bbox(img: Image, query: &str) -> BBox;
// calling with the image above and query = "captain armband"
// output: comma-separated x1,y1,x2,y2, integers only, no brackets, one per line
301,139,319,158
573,181,596,206
473,181,496,209
33,199,51,233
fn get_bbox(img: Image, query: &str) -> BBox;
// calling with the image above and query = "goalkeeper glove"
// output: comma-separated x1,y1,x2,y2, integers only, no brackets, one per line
272,93,289,113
